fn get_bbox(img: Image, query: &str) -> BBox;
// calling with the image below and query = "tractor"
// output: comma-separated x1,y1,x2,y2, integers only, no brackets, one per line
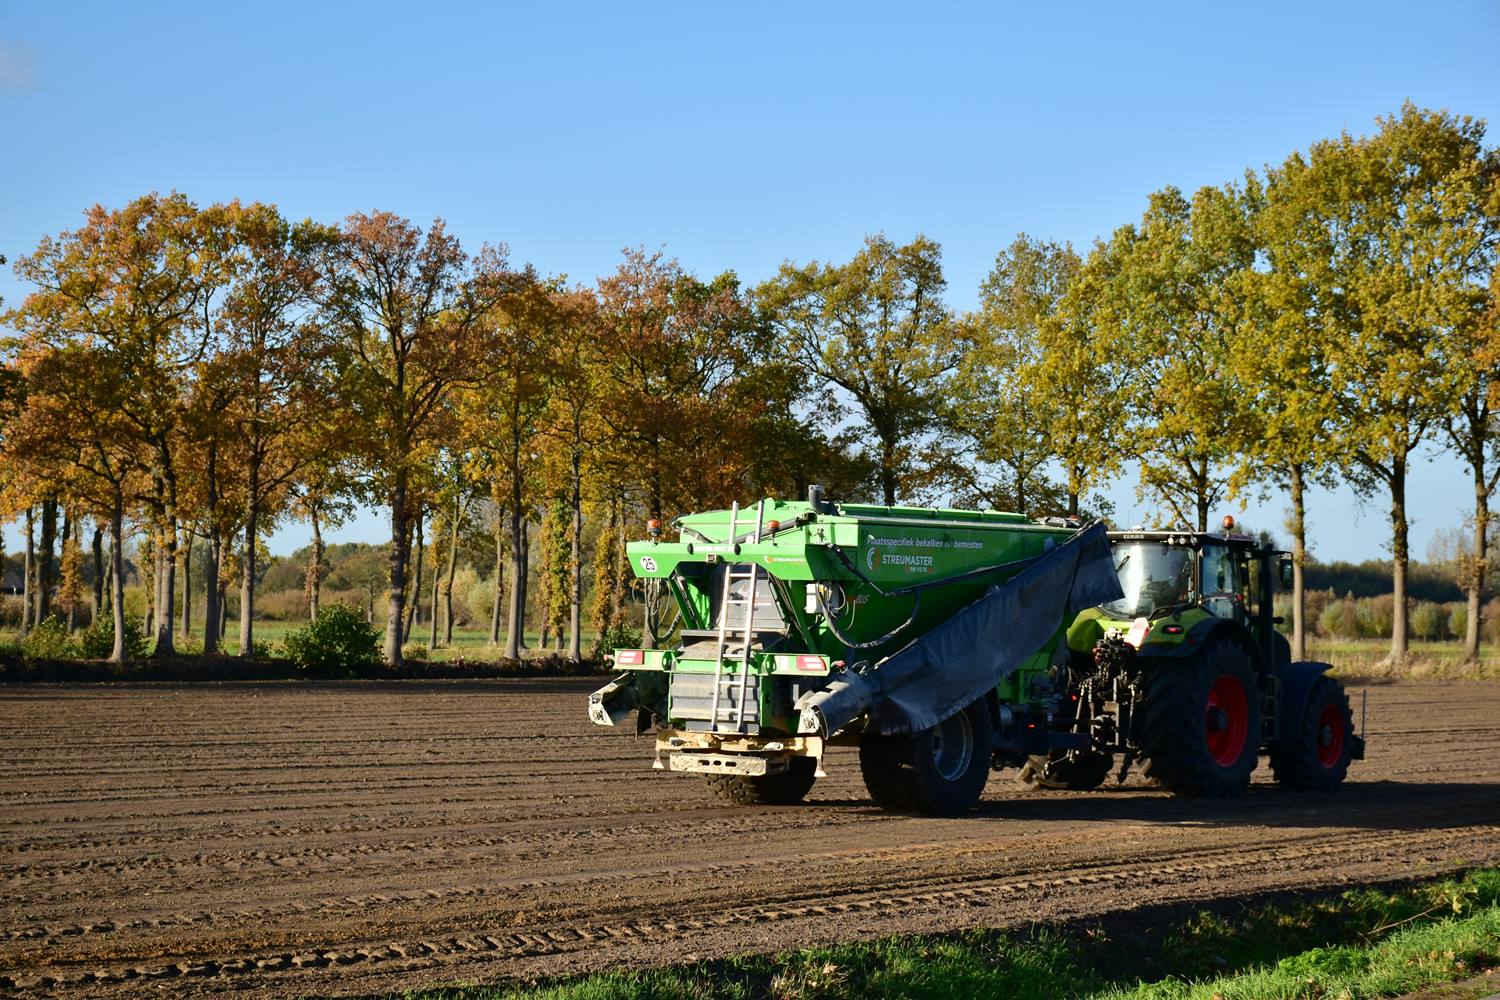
1023,518,1364,797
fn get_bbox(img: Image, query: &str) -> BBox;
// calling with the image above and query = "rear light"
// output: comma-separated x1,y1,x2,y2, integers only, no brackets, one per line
795,655,825,673
614,649,644,666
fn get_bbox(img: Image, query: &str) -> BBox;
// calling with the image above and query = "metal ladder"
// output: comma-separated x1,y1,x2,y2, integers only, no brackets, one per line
708,500,764,733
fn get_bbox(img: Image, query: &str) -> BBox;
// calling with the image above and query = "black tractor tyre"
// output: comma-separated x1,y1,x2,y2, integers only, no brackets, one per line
858,699,994,815
1269,675,1354,791
705,756,817,806
1140,637,1262,798
1018,750,1114,791
858,733,913,810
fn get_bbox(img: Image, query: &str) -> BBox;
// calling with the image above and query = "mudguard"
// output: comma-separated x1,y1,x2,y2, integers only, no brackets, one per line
1273,659,1333,742
1140,616,1258,664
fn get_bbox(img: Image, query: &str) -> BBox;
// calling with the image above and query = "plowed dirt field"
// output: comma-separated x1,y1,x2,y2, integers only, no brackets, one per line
2,679,1498,997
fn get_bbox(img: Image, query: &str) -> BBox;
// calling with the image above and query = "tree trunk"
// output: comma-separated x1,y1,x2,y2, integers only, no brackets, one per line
404,514,423,643
384,472,409,667
428,524,440,650
21,506,33,633
108,489,127,664
568,455,583,662
181,531,193,639
37,496,57,624
1465,468,1488,664
90,525,104,627
518,517,531,644
1289,463,1307,662
1389,462,1409,664
100,530,111,617
308,504,324,620
443,495,460,647
489,511,504,646
153,470,179,658
239,463,260,657
203,528,222,656
59,506,72,630
880,437,897,506
504,501,525,660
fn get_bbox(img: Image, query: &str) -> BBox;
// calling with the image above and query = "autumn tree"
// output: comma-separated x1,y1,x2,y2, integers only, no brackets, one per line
949,234,1079,513
1429,131,1499,662
1084,186,1260,531
1268,106,1486,663
320,213,511,667
9,193,232,656
537,287,600,661
0,340,141,662
756,235,956,505
217,203,340,656
460,272,552,659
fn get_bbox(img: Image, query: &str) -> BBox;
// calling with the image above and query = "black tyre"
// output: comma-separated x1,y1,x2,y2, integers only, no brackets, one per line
705,756,817,805
858,733,911,810
858,699,994,815
1270,675,1354,791
1141,637,1261,797
1018,750,1114,791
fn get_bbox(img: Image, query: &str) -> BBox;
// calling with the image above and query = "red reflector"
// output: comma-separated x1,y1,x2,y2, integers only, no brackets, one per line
615,649,644,665
795,655,825,673
1164,624,1184,634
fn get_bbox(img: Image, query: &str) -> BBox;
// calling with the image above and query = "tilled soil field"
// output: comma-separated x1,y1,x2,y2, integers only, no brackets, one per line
2,679,1499,998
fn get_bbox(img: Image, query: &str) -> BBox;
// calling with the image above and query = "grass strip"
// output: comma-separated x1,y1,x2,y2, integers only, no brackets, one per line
385,868,1500,1000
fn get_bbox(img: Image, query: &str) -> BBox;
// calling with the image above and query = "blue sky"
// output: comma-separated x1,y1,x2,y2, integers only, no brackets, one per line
1,1,1496,562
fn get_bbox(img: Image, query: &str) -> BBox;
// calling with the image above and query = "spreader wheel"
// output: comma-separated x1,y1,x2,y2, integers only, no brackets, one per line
1141,636,1261,797
1018,751,1114,791
1270,675,1354,791
705,756,817,806
858,698,993,815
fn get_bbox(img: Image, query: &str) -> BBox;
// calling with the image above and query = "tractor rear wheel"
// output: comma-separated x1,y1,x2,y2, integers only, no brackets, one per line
1141,637,1261,797
1018,750,1114,791
705,756,817,806
1270,676,1354,791
859,699,993,815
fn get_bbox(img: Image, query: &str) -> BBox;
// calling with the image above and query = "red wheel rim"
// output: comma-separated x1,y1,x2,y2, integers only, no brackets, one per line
1204,674,1250,767
1316,703,1345,768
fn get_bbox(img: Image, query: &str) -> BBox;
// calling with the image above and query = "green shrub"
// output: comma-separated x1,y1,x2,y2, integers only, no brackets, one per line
401,642,430,661
20,618,77,660
282,604,380,672
249,638,277,659
78,613,150,660
594,623,643,658
1411,601,1445,641
1449,603,1469,641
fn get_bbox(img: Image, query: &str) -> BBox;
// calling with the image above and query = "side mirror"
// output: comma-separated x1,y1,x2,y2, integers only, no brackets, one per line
1279,558,1293,589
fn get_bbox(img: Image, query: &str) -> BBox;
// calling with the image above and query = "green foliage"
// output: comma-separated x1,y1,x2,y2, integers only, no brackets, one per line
77,613,149,660
756,234,956,505
401,642,429,661
1411,602,1446,641
1449,603,1469,641
282,604,380,673
594,623,642,658
20,618,76,660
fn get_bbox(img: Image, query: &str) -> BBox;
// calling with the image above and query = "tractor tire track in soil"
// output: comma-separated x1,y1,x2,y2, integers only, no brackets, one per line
1,679,1498,997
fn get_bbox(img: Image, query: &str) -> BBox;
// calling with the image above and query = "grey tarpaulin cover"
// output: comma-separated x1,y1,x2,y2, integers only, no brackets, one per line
796,522,1124,737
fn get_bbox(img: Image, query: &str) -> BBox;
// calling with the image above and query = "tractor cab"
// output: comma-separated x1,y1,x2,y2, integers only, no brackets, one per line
1074,520,1289,671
